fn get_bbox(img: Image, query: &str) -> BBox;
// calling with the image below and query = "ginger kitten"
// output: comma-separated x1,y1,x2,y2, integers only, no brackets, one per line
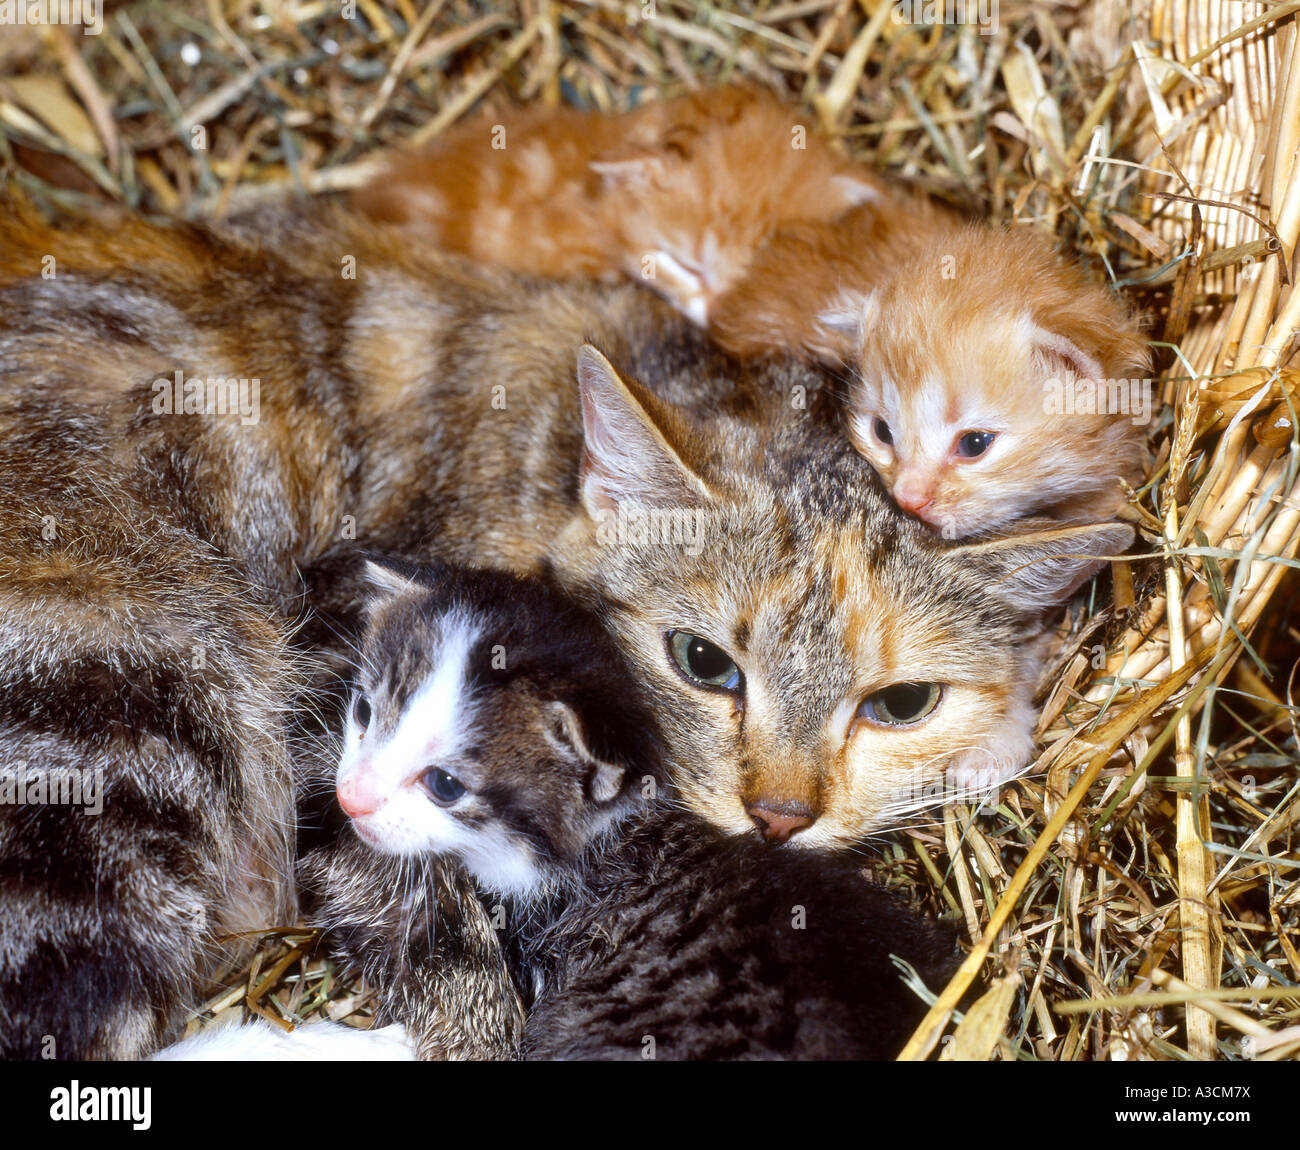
804,225,1153,538
562,194,1152,539
352,85,883,324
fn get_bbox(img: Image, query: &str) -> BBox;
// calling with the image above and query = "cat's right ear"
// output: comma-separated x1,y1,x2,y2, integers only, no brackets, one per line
953,522,1135,613
1022,317,1105,383
576,344,713,516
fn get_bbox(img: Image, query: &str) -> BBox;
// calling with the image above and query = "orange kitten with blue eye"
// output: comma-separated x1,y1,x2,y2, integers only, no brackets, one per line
710,215,1152,539
811,226,1151,538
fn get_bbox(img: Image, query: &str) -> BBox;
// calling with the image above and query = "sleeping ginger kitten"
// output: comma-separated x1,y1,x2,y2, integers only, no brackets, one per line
352,85,883,324
355,91,1150,537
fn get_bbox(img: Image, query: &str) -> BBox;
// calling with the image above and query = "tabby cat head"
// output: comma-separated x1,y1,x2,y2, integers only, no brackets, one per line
553,346,1132,847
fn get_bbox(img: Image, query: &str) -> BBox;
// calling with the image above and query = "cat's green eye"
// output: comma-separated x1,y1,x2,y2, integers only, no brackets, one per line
857,682,941,726
667,630,742,692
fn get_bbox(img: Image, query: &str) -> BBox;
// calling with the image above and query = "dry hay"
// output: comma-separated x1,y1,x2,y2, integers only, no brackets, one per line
1,0,1297,1061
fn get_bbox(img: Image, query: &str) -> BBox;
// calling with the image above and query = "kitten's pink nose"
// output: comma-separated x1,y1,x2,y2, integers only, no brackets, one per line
746,799,815,844
337,773,383,819
893,474,936,518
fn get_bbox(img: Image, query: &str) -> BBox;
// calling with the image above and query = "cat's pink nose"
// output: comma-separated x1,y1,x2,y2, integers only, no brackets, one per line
337,773,383,818
746,799,815,843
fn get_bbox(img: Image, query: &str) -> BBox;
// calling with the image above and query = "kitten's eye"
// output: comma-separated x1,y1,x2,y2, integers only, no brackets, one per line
857,683,942,726
873,418,894,446
422,769,466,806
353,694,371,733
955,430,996,459
667,630,742,692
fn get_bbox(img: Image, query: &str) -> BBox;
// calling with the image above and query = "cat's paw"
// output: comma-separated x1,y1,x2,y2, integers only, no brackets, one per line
152,1019,418,1061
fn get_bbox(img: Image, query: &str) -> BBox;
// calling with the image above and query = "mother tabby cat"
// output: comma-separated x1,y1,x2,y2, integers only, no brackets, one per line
0,201,1128,1057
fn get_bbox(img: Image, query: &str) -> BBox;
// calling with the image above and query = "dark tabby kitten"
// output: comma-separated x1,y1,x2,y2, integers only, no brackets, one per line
0,200,1120,1057
521,815,958,1061
301,562,956,1061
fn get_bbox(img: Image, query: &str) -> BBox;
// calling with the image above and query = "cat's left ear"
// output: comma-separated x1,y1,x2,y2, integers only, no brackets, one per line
809,289,878,362
816,287,878,335
545,701,626,804
952,522,1134,613
576,344,713,516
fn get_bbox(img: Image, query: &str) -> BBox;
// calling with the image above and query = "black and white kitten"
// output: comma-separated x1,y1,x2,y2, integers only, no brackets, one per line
335,558,663,895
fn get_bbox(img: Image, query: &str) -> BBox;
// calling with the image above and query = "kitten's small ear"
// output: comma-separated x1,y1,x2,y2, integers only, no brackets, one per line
577,344,712,516
810,289,877,361
828,173,882,214
362,556,422,598
545,701,626,804
1023,317,1105,382
816,288,878,335
953,522,1134,613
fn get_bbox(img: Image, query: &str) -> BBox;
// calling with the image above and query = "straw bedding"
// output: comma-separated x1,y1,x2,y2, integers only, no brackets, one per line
1,0,1296,1060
